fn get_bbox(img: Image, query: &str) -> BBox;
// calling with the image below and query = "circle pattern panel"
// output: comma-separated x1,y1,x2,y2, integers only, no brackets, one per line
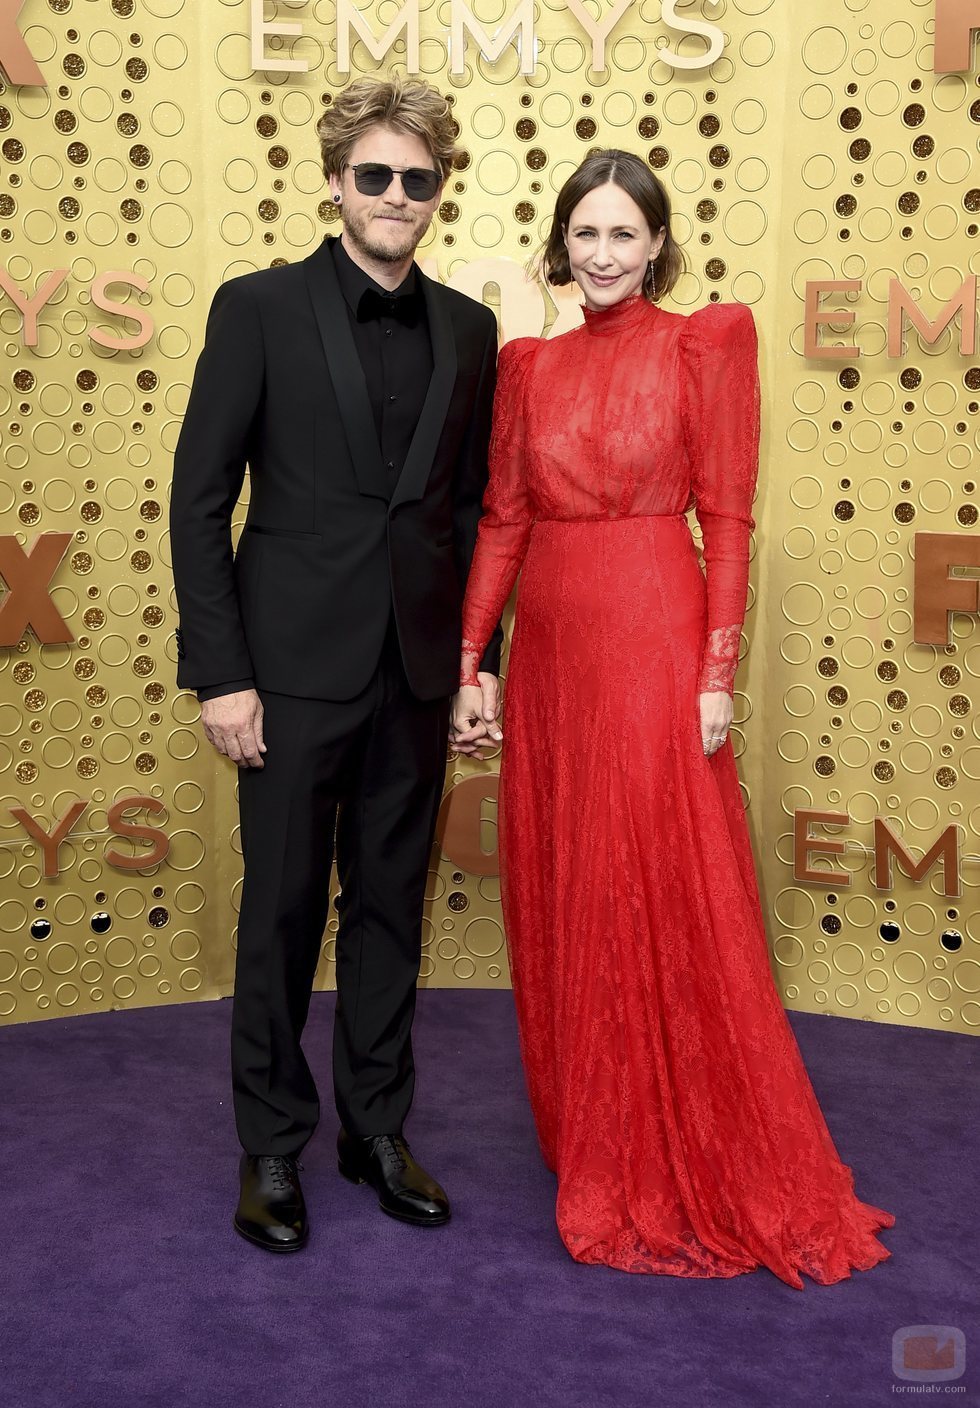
0,0,976,1033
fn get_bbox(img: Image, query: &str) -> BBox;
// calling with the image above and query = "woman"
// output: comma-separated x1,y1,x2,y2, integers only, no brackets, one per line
452,151,895,1287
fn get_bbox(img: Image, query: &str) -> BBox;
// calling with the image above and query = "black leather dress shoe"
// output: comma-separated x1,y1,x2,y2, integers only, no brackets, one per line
337,1130,450,1227
234,1154,309,1253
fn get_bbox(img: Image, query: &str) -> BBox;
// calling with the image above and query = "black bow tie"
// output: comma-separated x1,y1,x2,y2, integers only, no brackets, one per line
357,287,420,328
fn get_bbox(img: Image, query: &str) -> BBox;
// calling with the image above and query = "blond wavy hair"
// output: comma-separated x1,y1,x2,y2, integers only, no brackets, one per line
316,76,460,193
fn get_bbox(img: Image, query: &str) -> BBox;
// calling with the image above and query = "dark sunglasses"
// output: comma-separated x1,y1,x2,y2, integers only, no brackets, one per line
345,162,441,202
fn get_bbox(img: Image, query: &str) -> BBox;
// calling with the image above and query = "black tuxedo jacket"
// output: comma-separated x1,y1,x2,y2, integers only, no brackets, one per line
169,235,502,702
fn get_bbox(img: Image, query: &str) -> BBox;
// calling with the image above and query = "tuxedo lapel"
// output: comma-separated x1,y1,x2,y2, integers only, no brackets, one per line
302,240,390,502
389,270,458,511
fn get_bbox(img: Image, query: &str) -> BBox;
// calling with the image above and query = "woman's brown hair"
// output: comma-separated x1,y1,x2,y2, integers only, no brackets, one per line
539,149,686,303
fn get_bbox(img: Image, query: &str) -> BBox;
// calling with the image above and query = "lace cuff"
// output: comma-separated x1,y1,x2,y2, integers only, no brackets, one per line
460,638,483,688
698,624,742,696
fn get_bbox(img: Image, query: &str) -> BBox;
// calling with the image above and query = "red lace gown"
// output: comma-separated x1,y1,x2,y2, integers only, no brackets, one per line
460,293,895,1286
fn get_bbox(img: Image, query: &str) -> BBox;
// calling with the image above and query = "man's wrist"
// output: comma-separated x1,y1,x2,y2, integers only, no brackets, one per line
197,678,255,705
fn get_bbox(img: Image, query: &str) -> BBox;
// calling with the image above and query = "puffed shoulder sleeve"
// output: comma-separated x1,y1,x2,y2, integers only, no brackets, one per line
679,302,761,696
459,336,538,687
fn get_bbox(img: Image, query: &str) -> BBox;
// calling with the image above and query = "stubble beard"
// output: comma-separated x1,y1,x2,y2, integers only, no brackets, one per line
343,205,433,265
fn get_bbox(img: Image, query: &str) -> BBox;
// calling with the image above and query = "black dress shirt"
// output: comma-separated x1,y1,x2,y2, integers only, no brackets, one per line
331,234,434,476
198,238,434,705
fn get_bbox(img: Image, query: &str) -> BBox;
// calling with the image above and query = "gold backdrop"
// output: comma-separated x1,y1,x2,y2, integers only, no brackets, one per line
0,0,978,1035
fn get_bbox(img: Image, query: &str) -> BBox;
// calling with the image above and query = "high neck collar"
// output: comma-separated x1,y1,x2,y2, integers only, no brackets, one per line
581,291,656,337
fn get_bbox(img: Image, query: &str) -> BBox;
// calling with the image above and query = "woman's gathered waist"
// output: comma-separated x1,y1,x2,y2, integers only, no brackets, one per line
531,511,687,526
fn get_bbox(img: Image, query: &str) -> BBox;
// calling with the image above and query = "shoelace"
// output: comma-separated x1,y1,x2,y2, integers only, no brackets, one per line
373,1135,408,1174
264,1155,303,1192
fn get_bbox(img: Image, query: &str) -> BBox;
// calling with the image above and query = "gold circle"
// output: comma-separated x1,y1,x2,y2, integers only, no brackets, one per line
893,951,927,984
105,936,137,969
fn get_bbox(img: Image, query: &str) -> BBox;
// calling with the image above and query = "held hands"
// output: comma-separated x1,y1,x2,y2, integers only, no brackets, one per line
700,689,733,758
200,681,723,764
200,688,267,769
450,673,502,757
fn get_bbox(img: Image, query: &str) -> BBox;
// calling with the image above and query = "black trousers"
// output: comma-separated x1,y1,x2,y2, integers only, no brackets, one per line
231,619,451,1155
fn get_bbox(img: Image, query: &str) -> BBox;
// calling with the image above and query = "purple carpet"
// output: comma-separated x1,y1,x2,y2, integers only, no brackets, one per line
1,991,975,1408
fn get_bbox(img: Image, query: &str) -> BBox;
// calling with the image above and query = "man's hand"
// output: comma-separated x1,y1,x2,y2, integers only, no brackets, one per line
450,673,502,757
200,688,267,769
699,690,733,758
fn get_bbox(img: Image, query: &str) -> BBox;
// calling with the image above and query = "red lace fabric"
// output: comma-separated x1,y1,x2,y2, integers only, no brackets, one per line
460,295,894,1286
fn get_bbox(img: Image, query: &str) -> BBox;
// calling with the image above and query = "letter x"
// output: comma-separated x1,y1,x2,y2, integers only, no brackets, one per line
0,533,74,646
0,1,45,87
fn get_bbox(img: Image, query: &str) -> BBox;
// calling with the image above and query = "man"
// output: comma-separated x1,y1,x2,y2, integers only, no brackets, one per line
170,76,502,1253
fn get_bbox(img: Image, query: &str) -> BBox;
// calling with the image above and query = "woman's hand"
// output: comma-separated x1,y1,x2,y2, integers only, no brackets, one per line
450,674,502,757
699,690,732,758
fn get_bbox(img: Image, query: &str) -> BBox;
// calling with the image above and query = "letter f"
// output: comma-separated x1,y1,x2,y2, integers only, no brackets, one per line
934,0,980,72
0,1,45,87
913,532,980,644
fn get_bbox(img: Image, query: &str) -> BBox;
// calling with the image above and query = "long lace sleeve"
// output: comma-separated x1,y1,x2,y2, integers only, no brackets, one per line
460,337,538,686
680,302,761,697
